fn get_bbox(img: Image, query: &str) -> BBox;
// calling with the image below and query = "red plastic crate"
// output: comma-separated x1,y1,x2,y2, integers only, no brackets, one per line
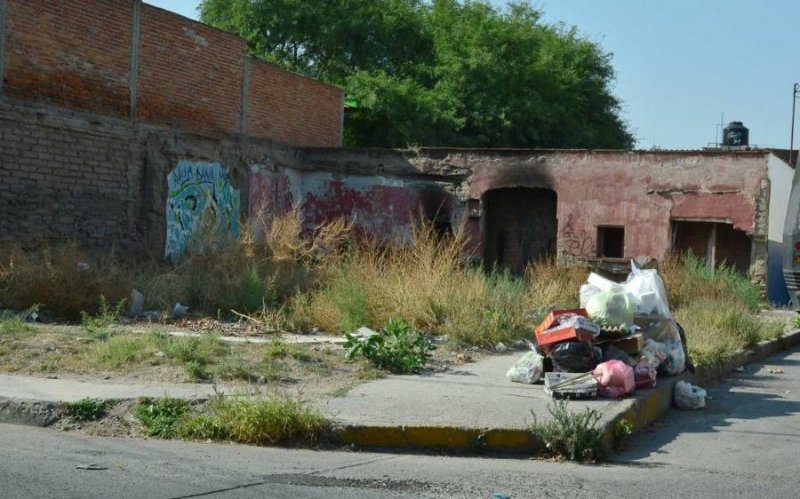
534,309,588,335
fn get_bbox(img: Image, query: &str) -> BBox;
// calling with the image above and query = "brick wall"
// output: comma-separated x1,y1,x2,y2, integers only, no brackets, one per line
0,0,343,146
3,0,132,118
137,4,245,137
247,59,342,147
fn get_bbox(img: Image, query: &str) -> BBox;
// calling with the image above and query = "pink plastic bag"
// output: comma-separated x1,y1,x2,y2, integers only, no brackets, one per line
633,362,657,389
593,360,635,398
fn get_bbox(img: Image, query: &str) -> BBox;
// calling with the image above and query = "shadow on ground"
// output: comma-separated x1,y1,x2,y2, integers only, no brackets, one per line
614,349,800,463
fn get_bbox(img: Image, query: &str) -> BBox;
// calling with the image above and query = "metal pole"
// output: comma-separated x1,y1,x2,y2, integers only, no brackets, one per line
792,83,799,167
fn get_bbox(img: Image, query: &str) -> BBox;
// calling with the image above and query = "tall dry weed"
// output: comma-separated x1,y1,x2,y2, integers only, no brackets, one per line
0,243,131,319
295,220,546,345
164,210,351,317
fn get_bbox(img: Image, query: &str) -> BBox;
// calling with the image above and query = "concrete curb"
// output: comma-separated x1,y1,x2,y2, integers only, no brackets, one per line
0,397,63,427
331,425,541,455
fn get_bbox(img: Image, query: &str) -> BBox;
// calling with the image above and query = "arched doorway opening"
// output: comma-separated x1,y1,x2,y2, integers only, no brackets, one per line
483,187,557,273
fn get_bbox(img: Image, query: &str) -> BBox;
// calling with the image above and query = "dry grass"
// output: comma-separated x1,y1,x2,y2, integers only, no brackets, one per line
0,243,131,320
168,210,351,317
660,253,783,369
294,222,566,345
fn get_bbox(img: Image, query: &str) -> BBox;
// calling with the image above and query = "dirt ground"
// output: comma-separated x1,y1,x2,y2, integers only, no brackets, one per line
0,317,490,402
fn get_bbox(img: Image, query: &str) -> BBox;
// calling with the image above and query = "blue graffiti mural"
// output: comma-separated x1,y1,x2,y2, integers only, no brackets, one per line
166,160,240,262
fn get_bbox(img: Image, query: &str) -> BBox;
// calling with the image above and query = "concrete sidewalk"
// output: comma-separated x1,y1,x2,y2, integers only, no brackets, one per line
2,329,799,455
324,353,624,429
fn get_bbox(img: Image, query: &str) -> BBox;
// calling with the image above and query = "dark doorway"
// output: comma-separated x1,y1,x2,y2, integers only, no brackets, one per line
484,187,557,273
672,220,751,274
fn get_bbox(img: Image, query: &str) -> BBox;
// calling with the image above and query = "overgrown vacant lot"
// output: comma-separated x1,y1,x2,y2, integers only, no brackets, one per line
0,213,790,378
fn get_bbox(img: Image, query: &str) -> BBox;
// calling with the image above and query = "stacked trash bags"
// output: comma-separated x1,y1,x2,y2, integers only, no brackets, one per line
507,262,706,409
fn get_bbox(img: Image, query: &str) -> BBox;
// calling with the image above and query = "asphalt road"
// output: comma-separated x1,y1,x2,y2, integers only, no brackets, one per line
2,348,800,499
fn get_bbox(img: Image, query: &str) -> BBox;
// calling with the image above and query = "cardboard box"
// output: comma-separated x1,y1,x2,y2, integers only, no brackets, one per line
609,333,644,355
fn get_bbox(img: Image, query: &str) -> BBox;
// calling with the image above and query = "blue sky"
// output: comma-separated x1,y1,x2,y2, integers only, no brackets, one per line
147,0,800,150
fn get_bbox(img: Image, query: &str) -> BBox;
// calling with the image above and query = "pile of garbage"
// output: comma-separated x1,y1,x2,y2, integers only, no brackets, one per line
507,262,705,409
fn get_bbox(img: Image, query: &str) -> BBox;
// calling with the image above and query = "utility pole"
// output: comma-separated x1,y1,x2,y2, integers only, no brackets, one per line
792,83,799,167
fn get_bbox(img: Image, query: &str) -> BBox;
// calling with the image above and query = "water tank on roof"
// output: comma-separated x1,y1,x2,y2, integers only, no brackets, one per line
723,121,749,147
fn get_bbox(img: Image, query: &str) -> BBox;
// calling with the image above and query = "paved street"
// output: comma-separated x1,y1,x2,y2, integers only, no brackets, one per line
1,348,799,498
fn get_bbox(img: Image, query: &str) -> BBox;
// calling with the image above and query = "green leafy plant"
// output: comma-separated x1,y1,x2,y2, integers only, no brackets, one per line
344,317,435,374
793,315,800,330
531,400,607,462
134,397,190,438
80,296,125,341
63,398,114,422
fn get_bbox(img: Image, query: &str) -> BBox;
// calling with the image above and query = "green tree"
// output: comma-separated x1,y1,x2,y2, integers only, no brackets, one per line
200,0,634,149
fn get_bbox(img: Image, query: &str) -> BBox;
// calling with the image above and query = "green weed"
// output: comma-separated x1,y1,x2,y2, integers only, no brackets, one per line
344,317,435,374
0,311,33,335
264,341,311,361
63,398,114,422
80,296,125,341
134,397,191,438
176,396,329,446
531,400,607,462
676,299,785,370
89,336,151,368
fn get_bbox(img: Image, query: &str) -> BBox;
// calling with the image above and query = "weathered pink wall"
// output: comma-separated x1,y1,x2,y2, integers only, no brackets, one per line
249,149,770,271
465,150,769,261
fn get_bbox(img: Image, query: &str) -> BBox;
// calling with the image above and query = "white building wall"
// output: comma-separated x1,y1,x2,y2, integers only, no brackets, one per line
767,153,794,304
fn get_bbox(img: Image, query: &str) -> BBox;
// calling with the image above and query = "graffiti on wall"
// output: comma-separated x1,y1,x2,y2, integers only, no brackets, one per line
561,212,594,261
165,160,240,262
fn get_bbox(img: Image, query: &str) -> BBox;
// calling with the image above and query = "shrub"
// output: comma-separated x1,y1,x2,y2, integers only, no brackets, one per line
531,400,607,462
344,317,435,374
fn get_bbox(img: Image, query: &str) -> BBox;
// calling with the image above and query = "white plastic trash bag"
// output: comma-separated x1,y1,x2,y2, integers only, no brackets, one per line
674,380,706,410
506,350,544,384
623,262,672,318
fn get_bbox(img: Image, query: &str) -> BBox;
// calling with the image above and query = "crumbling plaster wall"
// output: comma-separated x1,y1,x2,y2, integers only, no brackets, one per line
296,148,772,281
465,150,769,264
250,148,468,243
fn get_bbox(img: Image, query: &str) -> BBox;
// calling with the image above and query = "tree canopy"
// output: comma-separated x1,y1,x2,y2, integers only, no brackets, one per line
200,0,634,149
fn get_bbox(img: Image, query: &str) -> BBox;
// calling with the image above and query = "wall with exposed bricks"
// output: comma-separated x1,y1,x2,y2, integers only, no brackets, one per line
137,4,245,137
3,0,133,118
0,0,343,146
0,102,139,248
247,60,343,147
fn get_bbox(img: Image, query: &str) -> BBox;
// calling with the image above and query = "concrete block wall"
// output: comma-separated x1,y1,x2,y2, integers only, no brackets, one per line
0,102,139,248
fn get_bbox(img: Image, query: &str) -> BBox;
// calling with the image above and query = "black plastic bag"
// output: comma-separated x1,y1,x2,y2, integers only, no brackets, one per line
550,342,602,373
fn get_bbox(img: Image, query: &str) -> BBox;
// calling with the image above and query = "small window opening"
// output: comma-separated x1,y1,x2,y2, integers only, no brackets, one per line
597,226,624,258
